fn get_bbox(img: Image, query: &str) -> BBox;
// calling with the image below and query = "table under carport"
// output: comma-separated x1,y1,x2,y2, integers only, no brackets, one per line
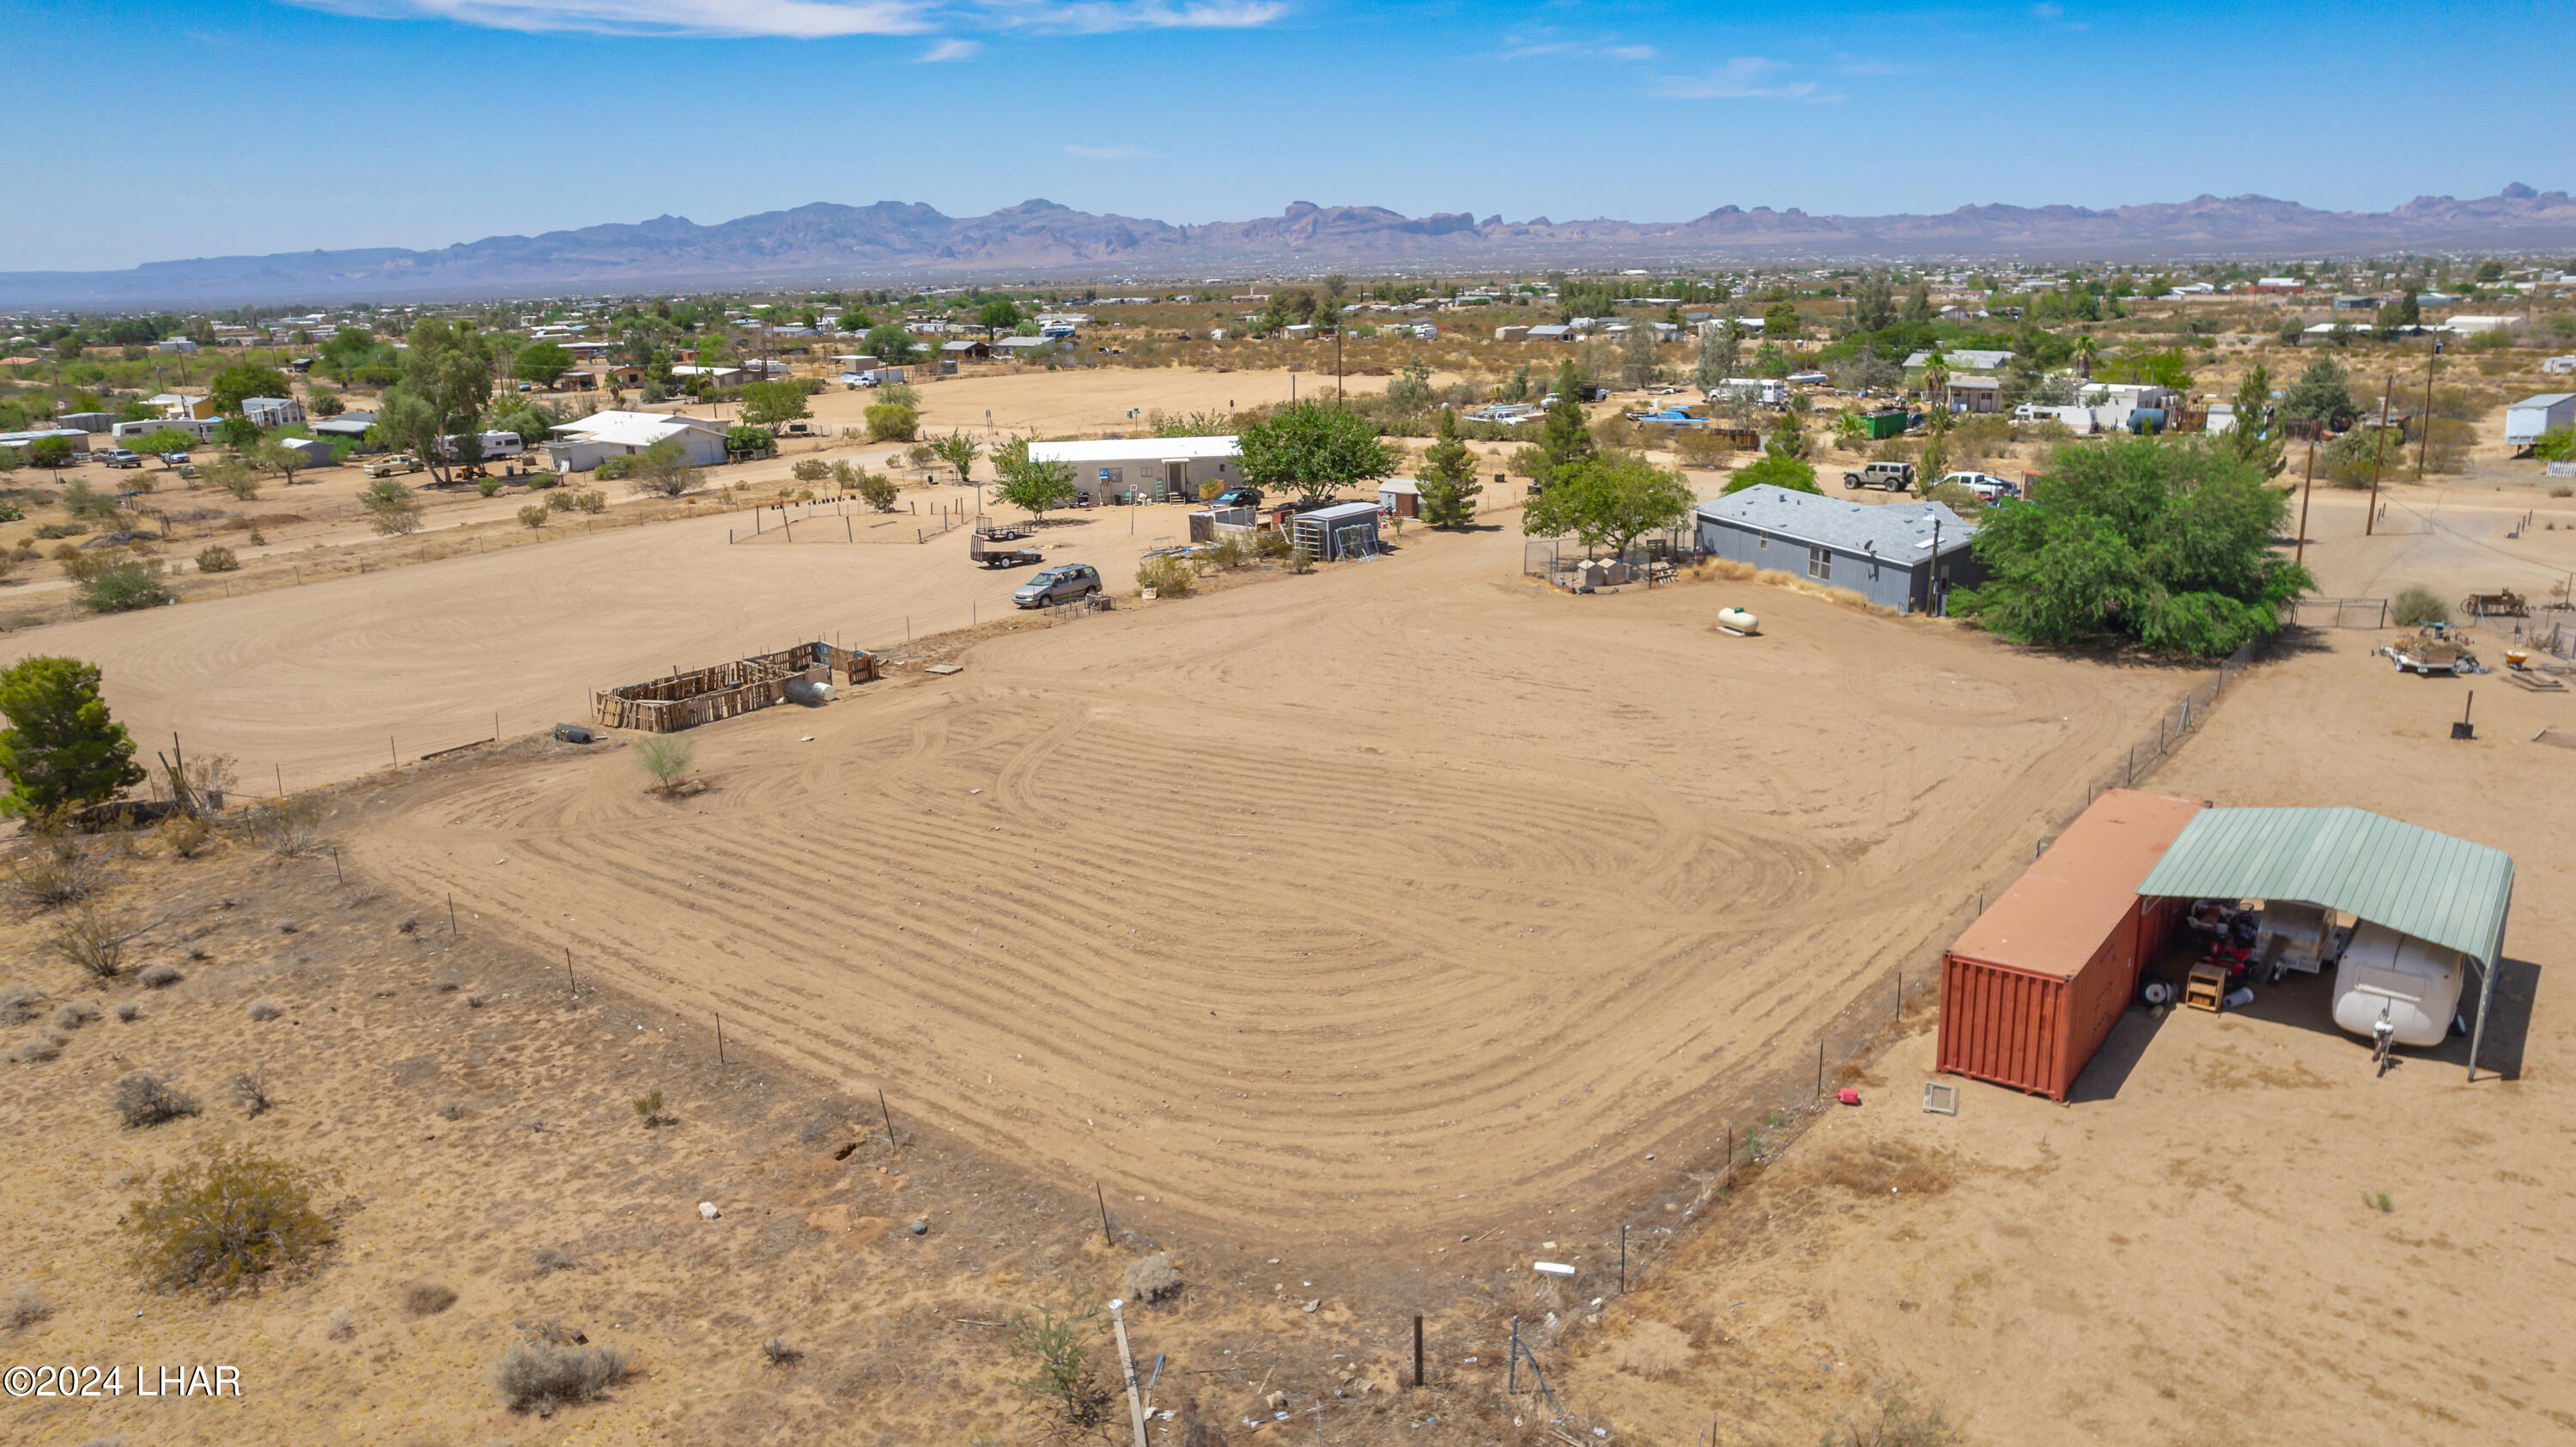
2134,807,2516,1079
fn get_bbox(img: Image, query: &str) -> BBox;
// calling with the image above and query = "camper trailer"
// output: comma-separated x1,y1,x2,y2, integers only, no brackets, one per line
2330,921,2464,1048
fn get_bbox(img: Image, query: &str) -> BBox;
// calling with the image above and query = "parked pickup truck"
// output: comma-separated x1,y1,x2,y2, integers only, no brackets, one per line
1936,470,2020,502
1842,460,1916,492
362,453,423,478
96,448,143,469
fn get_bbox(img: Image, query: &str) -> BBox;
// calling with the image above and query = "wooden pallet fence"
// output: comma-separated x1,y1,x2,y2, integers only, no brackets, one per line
592,642,878,733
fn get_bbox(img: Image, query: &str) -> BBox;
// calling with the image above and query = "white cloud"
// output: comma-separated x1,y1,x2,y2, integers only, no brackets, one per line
1652,58,1820,100
289,0,1283,38
2031,3,2063,15
1063,143,1152,159
1500,34,1655,62
919,35,981,58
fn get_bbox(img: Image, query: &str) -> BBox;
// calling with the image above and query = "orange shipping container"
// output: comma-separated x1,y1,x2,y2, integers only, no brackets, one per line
1937,789,2208,1101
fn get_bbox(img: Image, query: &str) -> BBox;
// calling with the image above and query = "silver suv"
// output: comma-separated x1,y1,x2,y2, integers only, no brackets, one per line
1012,563,1102,609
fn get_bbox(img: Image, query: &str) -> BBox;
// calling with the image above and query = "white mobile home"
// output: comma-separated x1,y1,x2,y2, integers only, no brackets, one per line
543,410,729,472
1028,435,1242,505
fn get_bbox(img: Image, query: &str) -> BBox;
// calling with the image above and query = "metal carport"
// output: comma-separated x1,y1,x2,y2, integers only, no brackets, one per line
2135,807,2515,1079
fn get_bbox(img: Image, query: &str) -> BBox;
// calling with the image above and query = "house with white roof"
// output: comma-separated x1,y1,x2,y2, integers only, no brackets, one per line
543,410,729,472
1028,435,1242,505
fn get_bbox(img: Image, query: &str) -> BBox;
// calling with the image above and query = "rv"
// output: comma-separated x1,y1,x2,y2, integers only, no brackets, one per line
1711,378,1786,407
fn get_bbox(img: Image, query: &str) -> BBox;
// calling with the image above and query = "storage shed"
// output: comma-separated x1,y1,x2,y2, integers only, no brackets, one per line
1378,478,1420,518
1291,501,1382,561
2135,806,2514,1077
2504,392,2574,447
1937,790,2208,1100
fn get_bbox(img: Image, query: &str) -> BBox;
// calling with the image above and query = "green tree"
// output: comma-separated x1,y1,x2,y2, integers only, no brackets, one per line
1692,320,1740,392
865,402,919,441
1762,301,1801,340
1951,436,2312,656
1414,406,1482,527
990,435,1076,522
0,656,145,818
1522,450,1695,565
1852,273,1896,332
2226,364,2286,478
1767,406,1811,461
208,362,295,416
126,429,198,467
2280,357,2360,432
26,435,76,473
76,560,173,613
928,429,982,486
863,323,916,365
307,386,346,418
252,437,310,486
1234,398,1397,507
1721,452,1820,496
1902,281,1934,325
627,437,700,497
738,380,810,429
976,298,1024,337
1384,358,1434,413
1620,322,1662,388
377,319,494,485
512,340,573,388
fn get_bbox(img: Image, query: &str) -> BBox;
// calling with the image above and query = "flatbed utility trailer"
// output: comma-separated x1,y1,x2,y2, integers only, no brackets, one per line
2462,589,2528,618
970,521,1043,568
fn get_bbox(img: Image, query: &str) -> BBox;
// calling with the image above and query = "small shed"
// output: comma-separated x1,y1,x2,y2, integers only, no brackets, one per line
1291,501,1382,561
1379,478,1420,518
58,411,114,434
2504,392,2575,447
2135,806,2515,1076
1937,790,2210,1101
278,436,337,469
941,339,992,362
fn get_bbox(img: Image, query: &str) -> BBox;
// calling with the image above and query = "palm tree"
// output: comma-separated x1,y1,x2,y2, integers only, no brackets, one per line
2073,333,2100,380
1921,350,1951,411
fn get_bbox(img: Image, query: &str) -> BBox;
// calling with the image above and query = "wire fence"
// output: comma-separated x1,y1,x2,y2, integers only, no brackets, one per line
2291,595,2389,629
1521,529,1699,591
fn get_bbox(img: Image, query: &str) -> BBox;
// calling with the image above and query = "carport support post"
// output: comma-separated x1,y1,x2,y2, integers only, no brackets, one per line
1413,1315,1424,1388
2468,944,2501,1082
2365,377,2392,536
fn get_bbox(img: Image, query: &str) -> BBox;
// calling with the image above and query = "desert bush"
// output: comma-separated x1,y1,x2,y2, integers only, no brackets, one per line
1199,531,1251,572
157,812,218,859
11,1033,64,1063
1123,1252,1182,1305
2420,417,2475,475
403,1281,457,1316
761,1337,802,1365
494,1341,632,1413
52,1000,100,1031
325,1307,356,1340
1286,544,1315,575
632,736,694,795
3,1284,54,1329
1137,555,1193,596
1826,1381,1963,1447
530,1248,577,1274
569,488,607,514
4,834,106,910
1005,1303,1115,1432
858,469,900,510
77,560,174,613
50,906,165,981
137,963,182,988
230,1070,275,1116
632,1087,674,1128
246,998,283,1022
544,487,580,512
1674,429,1740,468
791,459,829,483
240,796,319,856
516,504,550,531
113,1000,140,1022
111,1073,200,1128
125,1146,331,1293
2391,585,2448,626
1607,1320,1693,1378
194,544,240,573
0,984,41,1023
865,402,919,442
1817,1140,1956,1197
1253,527,1291,559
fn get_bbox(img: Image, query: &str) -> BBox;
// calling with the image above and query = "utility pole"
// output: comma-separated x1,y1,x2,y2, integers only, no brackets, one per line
2419,362,2437,475
2365,375,2392,535
2295,435,2318,568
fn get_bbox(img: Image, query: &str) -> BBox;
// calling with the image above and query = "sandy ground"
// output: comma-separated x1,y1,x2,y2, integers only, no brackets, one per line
330,509,2184,1252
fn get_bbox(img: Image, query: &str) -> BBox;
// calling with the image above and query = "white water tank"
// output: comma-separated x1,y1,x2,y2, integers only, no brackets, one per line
2330,921,2464,1048
1718,607,1759,633
785,675,835,707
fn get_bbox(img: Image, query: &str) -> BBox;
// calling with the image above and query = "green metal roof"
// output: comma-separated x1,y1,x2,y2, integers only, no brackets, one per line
2136,807,2513,967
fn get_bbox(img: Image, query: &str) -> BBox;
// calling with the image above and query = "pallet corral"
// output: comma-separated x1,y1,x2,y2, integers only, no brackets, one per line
591,642,878,733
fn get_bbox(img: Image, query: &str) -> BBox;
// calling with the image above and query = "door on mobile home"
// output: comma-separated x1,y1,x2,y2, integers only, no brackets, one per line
1164,459,1187,501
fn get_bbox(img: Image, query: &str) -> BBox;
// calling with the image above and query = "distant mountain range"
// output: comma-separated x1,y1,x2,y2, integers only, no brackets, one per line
7,186,2573,308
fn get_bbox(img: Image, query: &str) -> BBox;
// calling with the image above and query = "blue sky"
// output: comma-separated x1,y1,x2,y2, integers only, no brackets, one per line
7,0,2569,273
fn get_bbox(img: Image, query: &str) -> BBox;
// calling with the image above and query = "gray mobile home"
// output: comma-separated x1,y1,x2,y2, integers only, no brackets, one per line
1693,484,1981,616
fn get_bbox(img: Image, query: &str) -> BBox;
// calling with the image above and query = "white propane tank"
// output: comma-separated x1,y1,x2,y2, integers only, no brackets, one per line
1717,606,1759,634
785,676,835,707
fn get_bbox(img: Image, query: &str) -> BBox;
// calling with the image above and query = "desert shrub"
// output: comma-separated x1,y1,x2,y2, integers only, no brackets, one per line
592,453,632,481
1198,531,1250,572
632,1087,674,1128
1607,1320,1693,1378
11,1033,64,1063
403,1281,457,1316
3,1284,54,1329
1286,544,1315,575
76,560,174,613
476,477,502,498
2391,585,2447,626
125,1146,332,1293
857,470,900,510
0,984,41,1023
230,1070,275,1116
761,1337,803,1365
1817,1140,1956,1197
113,1000,140,1022
632,736,695,794
791,459,829,483
864,402,919,442
157,812,217,859
50,906,162,981
52,1000,100,1031
4,834,106,910
1137,555,1193,596
1253,527,1291,559
494,1341,633,1412
544,487,580,512
570,488,606,514
138,963,182,988
530,1248,577,1274
1825,1381,1963,1447
1674,429,1739,468
194,544,240,573
515,504,550,531
1123,1252,1182,1305
112,1073,200,1128
240,796,319,856
2421,417,2475,474
246,998,283,1022
1005,1303,1115,1432
325,1307,356,1340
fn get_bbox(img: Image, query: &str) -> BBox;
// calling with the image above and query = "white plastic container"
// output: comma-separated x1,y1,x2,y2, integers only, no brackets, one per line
2330,921,2464,1048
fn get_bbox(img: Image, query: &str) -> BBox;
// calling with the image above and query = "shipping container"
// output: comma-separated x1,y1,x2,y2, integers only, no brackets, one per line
1937,789,2208,1100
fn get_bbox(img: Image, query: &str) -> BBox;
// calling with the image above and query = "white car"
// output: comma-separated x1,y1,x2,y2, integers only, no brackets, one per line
1940,471,2019,502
